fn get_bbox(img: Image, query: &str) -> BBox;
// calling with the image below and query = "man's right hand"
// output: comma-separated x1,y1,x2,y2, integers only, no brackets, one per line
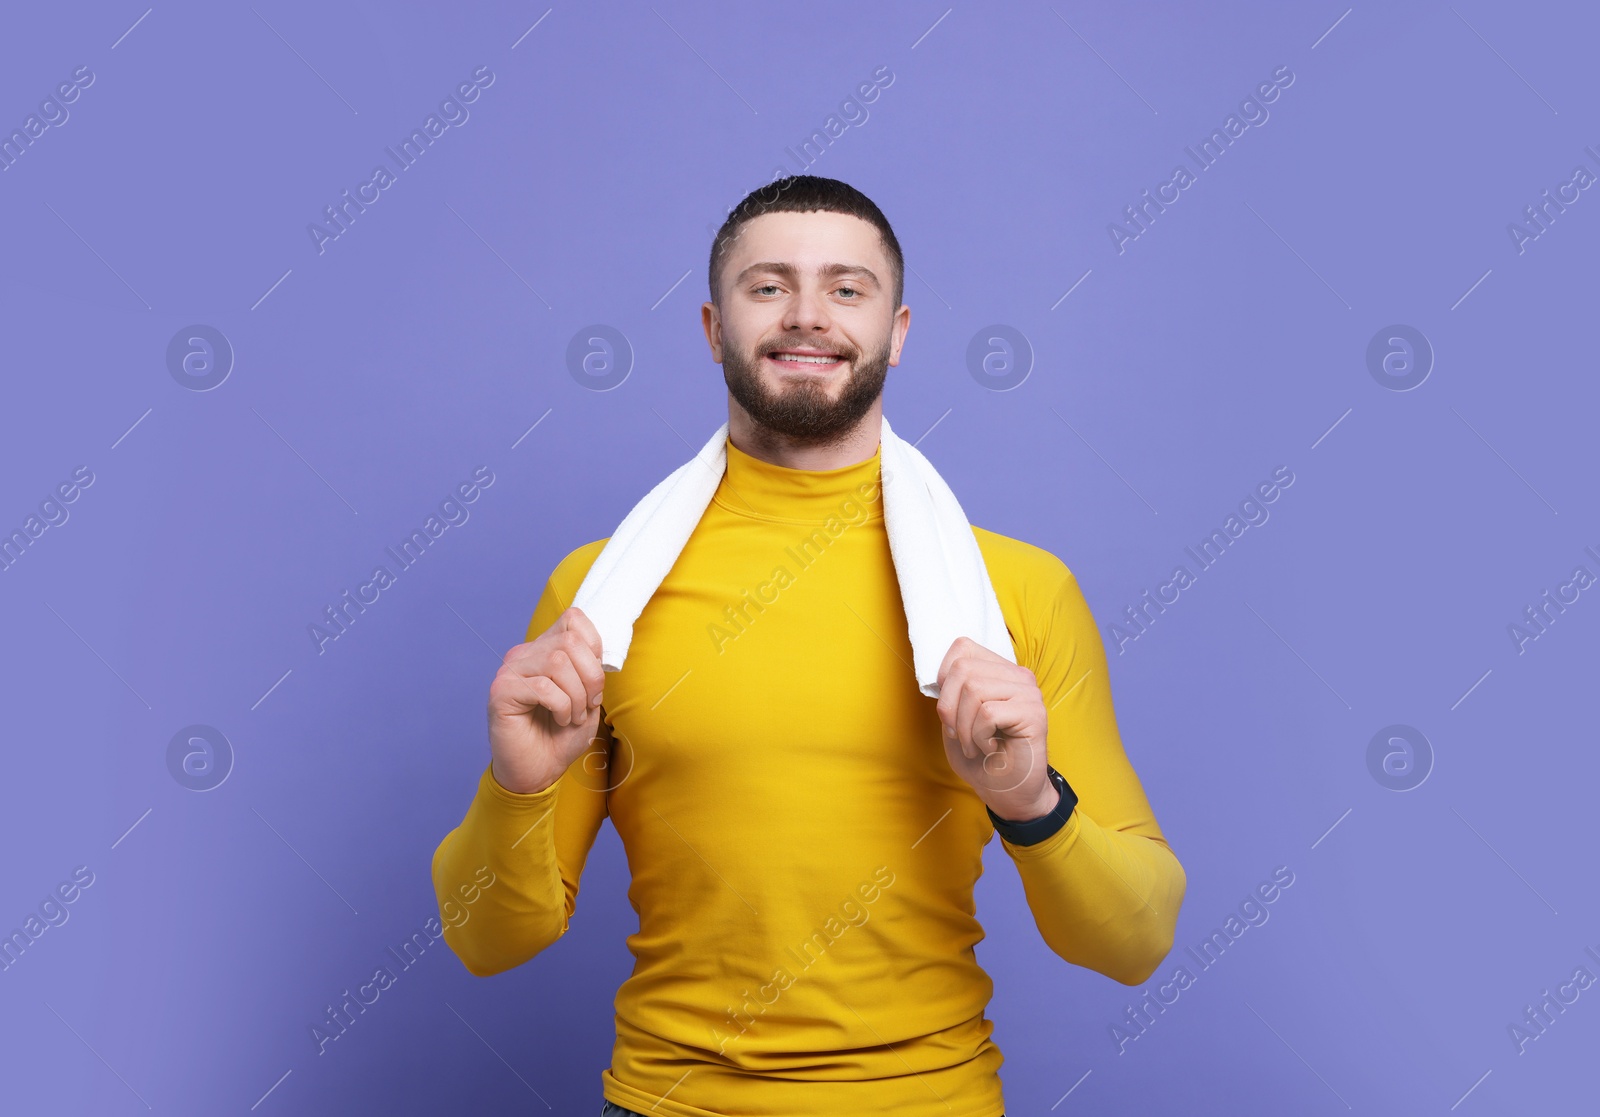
487,606,607,795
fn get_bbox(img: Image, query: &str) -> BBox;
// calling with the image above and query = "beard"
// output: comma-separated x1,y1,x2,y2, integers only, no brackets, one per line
722,330,892,447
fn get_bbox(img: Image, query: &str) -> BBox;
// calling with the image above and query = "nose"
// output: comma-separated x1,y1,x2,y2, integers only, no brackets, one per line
781,283,833,334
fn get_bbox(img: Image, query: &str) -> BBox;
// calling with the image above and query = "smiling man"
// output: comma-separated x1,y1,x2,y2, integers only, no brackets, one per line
431,175,1186,1117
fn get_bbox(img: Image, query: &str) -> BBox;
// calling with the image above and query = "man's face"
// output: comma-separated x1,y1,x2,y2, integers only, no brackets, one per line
704,210,910,446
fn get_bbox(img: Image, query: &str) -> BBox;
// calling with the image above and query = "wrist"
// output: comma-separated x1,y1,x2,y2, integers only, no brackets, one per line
986,766,1077,847
986,774,1059,824
490,757,557,796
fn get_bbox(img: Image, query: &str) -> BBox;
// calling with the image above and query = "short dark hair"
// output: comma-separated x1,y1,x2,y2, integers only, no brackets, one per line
708,175,905,311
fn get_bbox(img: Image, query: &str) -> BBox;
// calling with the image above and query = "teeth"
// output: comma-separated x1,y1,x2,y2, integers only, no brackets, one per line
772,353,837,364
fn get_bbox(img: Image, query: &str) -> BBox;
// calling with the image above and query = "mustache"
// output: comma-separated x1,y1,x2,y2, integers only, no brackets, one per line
760,339,857,359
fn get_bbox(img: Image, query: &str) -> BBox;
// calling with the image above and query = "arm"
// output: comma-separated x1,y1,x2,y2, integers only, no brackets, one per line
1000,571,1186,986
430,575,612,977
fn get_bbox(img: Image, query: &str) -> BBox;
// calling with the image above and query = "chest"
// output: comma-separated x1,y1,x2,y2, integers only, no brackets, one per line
597,510,959,810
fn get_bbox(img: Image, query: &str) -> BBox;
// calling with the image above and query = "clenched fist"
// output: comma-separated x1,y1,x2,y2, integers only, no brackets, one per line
934,636,1057,823
487,606,607,795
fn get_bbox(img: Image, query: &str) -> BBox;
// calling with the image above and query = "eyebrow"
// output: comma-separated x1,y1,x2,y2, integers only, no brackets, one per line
734,261,881,289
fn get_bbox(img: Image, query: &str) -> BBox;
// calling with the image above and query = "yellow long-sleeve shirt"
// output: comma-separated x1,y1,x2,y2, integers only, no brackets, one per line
431,438,1186,1117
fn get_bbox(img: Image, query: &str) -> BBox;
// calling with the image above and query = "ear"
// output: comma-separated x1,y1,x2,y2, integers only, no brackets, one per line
888,302,911,366
702,301,723,361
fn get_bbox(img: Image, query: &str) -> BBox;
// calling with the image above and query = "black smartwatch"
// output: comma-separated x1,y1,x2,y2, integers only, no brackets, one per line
987,765,1077,846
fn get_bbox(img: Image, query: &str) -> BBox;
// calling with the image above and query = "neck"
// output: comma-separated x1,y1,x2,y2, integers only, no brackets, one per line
726,397,883,471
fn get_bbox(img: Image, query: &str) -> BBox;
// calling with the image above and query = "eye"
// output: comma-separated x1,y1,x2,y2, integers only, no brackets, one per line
836,286,860,299
753,283,781,296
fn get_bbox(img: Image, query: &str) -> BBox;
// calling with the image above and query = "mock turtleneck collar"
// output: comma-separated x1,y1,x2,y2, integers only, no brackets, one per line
712,437,885,524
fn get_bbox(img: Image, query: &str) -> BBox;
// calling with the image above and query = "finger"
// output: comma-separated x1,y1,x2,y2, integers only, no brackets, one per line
558,610,608,706
561,606,605,661
969,664,1040,733
950,675,978,760
954,670,1014,760
503,627,599,677
971,697,1011,757
540,647,593,724
500,647,589,727
961,689,1000,762
935,636,972,690
937,659,976,758
508,672,578,727
941,654,1026,758
511,623,603,709
935,662,965,749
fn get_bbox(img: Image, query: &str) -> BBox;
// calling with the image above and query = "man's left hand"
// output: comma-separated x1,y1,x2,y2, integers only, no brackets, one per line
934,637,1058,823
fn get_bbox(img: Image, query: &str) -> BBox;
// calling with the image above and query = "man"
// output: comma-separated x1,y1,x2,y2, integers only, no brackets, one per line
432,175,1186,1117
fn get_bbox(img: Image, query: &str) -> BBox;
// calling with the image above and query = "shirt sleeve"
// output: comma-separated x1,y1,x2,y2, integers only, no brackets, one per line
998,567,1187,987
430,570,612,977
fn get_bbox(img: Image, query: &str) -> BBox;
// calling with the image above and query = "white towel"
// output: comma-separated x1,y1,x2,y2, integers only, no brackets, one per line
570,413,1017,699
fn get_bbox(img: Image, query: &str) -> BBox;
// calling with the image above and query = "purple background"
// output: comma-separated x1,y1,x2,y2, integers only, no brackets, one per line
2,1,1595,1113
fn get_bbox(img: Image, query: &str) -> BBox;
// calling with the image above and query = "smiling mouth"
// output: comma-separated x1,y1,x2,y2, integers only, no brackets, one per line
765,351,846,372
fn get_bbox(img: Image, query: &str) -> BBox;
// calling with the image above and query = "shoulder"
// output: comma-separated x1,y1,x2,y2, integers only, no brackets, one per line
972,525,1093,665
525,538,611,640
544,537,611,609
972,524,1079,606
